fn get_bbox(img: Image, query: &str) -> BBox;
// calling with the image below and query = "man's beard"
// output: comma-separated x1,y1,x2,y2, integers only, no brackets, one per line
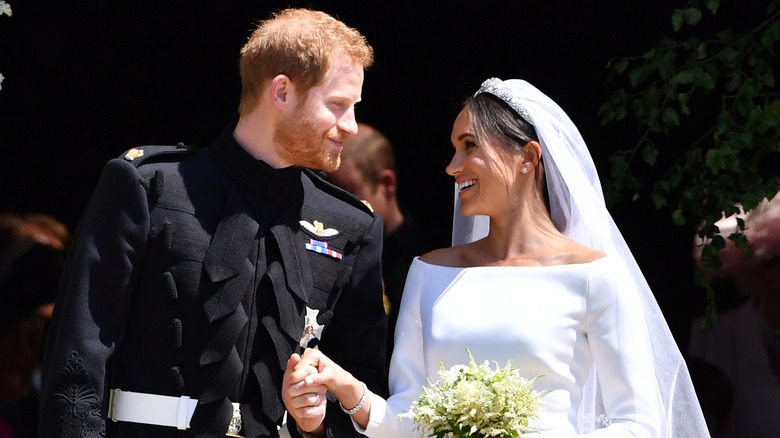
274,110,342,172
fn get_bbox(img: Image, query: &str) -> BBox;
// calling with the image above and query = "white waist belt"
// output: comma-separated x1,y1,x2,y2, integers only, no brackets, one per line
108,389,198,430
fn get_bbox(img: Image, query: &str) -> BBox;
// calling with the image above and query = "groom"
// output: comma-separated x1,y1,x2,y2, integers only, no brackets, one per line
39,8,388,438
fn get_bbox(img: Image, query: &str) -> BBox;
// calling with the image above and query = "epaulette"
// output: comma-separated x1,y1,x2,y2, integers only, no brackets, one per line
303,168,375,216
119,142,197,167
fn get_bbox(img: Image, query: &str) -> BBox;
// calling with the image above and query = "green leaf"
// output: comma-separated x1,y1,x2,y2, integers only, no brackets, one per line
761,22,780,50
735,217,746,232
641,142,659,165
710,234,726,250
599,88,630,124
668,164,683,187
672,208,686,225
662,107,680,127
678,92,690,115
615,58,629,74
615,105,628,121
629,67,643,88
705,0,720,14
762,69,775,88
609,154,628,178
684,7,703,26
698,72,717,90
747,106,764,131
651,192,668,209
715,29,734,42
626,174,643,193
729,232,753,256
721,47,741,68
739,129,754,145
758,101,780,133
705,149,726,171
697,42,708,59
676,70,697,84
672,9,684,32
725,71,742,92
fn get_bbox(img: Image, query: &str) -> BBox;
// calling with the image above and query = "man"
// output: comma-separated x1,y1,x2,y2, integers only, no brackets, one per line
39,8,388,438
326,124,437,366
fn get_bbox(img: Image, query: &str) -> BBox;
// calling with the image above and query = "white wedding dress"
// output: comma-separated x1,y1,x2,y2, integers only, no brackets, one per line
361,256,662,437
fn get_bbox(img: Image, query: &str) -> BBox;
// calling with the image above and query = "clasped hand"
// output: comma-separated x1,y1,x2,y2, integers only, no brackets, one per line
282,348,345,434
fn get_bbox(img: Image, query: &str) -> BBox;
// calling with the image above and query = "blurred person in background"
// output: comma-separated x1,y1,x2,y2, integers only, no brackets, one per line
327,123,437,366
689,191,780,438
0,213,69,438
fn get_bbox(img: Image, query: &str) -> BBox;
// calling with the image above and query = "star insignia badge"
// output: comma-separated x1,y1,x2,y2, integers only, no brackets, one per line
299,306,326,348
124,148,144,161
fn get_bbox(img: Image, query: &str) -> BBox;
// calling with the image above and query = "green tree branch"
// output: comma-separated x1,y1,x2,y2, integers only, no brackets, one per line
601,0,780,326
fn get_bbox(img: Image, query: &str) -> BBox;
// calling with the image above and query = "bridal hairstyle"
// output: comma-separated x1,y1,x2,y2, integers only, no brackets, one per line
464,94,552,212
452,78,710,437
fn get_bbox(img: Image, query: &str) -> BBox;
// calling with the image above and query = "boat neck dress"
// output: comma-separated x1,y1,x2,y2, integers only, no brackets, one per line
361,256,661,437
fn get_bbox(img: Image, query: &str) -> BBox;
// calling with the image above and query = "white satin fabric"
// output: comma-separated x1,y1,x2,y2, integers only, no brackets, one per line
362,257,662,437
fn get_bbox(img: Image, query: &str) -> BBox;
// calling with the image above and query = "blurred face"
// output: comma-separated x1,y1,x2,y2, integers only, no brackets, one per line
275,57,363,171
327,156,388,217
0,313,48,401
446,109,523,217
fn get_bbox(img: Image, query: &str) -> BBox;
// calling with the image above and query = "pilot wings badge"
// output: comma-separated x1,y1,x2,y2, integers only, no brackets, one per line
299,220,339,237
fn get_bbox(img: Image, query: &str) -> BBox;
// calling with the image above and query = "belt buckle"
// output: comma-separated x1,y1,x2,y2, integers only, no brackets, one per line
107,389,120,422
225,402,244,437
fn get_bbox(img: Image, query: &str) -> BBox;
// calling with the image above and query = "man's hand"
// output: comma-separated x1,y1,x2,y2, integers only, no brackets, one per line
282,353,327,435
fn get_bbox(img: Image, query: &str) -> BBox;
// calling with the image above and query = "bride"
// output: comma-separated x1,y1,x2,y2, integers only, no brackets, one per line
282,78,710,437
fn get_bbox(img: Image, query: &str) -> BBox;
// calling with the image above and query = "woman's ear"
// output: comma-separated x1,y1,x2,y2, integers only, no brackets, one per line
521,141,543,171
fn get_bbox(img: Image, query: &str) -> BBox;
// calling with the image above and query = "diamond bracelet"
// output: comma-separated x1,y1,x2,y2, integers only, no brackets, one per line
338,382,367,415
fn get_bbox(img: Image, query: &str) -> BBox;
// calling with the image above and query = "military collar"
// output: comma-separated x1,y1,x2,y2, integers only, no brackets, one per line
209,124,301,198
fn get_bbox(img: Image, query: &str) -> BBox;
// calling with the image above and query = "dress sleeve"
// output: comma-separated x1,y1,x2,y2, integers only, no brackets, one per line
581,258,663,438
39,159,150,437
359,258,427,438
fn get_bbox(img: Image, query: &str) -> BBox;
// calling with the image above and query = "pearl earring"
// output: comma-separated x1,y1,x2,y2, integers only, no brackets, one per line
521,166,529,174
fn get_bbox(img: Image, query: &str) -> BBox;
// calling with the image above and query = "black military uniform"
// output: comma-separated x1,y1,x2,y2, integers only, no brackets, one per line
39,126,388,437
381,213,438,369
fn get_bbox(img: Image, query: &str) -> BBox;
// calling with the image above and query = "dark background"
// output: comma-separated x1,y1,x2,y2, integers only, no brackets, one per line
2,0,754,347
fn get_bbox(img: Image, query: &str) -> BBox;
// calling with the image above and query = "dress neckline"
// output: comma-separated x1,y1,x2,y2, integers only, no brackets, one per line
413,254,609,270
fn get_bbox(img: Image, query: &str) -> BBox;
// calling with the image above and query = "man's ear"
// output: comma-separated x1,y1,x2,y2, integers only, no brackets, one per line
270,74,295,110
379,169,398,199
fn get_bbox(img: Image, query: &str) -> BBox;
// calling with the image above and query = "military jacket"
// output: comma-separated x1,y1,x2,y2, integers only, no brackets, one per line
40,127,388,437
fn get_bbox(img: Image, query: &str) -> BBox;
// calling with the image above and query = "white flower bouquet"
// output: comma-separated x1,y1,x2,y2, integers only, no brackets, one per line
400,350,544,438
0,1,11,17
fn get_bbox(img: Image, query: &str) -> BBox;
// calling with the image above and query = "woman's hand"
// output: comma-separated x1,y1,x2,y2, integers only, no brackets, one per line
297,348,344,388
282,352,327,434
296,348,372,429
